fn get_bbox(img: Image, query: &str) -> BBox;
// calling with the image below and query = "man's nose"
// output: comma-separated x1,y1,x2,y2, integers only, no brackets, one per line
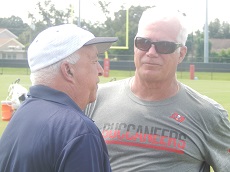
97,62,104,76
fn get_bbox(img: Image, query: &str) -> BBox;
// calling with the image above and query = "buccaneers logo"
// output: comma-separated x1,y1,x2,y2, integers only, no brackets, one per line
170,112,185,123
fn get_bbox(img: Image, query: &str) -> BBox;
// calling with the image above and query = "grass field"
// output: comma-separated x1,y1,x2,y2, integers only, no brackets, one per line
0,69,230,137
0,69,229,172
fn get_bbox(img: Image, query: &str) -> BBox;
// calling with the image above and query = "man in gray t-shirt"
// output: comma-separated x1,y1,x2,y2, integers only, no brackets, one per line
86,7,230,172
86,78,230,172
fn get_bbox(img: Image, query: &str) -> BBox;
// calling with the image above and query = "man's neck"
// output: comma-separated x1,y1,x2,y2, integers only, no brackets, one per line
130,77,180,101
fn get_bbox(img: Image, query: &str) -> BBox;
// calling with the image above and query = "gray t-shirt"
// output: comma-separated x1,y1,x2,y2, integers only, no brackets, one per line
85,77,230,172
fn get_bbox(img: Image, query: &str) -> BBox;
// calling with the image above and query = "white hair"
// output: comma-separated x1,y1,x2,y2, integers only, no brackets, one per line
30,52,80,85
137,7,189,45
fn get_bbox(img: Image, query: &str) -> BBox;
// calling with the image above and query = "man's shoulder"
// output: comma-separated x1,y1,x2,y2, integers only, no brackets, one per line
87,78,131,107
181,83,228,117
98,77,130,90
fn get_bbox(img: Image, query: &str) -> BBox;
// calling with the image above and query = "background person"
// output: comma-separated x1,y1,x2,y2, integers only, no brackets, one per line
85,7,230,172
0,24,117,172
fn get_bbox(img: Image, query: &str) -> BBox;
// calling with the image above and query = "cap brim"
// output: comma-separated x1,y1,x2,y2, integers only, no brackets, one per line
84,37,118,54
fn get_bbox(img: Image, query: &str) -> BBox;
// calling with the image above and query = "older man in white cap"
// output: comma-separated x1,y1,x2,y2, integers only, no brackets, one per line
0,24,117,172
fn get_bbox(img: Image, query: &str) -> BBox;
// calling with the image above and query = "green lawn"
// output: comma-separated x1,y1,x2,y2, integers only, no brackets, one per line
0,69,230,137
0,69,229,172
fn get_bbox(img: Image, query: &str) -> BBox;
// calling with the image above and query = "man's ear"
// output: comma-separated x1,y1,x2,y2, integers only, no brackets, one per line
178,46,187,64
60,62,74,81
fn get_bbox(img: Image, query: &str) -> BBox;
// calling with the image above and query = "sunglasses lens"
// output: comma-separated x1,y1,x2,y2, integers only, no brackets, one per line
135,37,151,51
155,42,177,54
135,37,181,54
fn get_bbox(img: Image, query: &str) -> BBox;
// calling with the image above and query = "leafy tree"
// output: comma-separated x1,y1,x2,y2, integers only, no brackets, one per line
184,33,194,61
0,16,31,47
2,1,230,63
209,18,222,38
221,21,230,38
79,3,152,60
34,0,72,26
0,16,29,37
215,49,230,63
209,19,230,39
27,0,72,43
194,37,204,61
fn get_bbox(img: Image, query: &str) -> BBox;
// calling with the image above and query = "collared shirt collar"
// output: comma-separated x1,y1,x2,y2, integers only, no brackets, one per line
27,85,82,112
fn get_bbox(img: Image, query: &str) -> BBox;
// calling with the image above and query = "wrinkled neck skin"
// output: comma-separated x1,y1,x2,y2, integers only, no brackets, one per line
131,73,179,101
42,73,88,111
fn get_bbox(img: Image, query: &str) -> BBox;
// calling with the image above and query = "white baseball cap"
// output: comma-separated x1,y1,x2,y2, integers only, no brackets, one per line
28,24,118,72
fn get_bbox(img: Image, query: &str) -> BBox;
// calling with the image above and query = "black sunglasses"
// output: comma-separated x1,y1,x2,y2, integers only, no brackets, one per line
135,37,182,54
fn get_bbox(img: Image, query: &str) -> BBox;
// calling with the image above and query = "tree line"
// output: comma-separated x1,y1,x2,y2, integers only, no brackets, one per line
1,0,230,63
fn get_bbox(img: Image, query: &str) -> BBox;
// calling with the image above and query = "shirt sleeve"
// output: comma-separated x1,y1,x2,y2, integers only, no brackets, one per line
203,107,230,172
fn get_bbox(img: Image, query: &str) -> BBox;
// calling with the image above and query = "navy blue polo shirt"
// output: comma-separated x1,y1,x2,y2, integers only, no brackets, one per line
0,85,111,172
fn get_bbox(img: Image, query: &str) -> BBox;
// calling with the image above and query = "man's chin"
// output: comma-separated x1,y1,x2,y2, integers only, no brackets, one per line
88,95,97,104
